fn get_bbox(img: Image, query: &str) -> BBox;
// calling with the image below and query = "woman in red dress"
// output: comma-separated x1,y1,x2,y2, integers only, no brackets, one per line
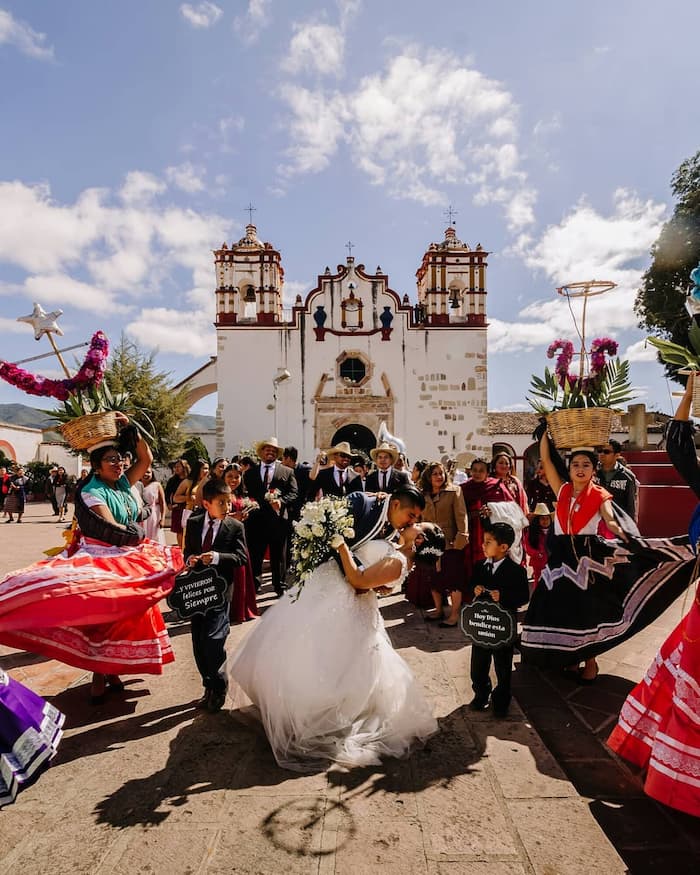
608,376,700,817
223,464,259,623
0,416,183,704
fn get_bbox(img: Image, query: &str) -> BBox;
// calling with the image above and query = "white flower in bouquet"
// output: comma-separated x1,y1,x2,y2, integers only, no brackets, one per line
289,496,355,601
264,488,281,503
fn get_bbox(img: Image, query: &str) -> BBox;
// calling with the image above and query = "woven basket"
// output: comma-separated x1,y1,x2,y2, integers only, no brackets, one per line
59,411,119,451
546,407,614,450
692,379,700,419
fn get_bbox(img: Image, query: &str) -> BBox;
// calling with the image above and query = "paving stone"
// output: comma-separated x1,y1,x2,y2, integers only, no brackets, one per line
419,771,519,857
559,758,643,800
508,798,627,874
334,817,429,874
209,796,326,873
103,823,218,874
469,720,574,799
437,865,526,875
0,816,119,875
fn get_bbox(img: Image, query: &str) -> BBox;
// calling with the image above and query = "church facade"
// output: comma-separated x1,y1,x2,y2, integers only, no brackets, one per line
185,223,491,462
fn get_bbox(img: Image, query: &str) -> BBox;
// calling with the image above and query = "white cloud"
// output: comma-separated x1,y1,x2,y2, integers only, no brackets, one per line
0,177,232,354
126,307,216,356
337,0,362,28
279,47,535,222
491,189,668,352
624,339,659,363
22,273,126,315
282,23,345,76
234,0,270,44
282,279,310,309
0,316,32,335
278,85,348,175
180,2,222,29
0,9,54,60
165,162,206,193
120,171,167,204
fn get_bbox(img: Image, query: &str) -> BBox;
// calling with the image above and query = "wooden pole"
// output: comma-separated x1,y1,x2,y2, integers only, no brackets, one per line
47,333,73,378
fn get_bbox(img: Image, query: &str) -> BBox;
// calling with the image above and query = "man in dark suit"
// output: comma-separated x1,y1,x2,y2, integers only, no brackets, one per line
184,478,248,712
310,441,361,499
468,522,529,719
282,446,312,520
365,442,411,494
344,486,425,550
243,437,298,597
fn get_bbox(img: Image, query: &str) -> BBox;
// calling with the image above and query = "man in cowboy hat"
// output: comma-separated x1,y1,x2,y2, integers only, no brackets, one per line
365,442,410,494
243,437,298,597
309,441,361,499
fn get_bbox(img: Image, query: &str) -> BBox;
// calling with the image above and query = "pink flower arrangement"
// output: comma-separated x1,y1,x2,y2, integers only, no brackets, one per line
0,331,109,400
531,335,632,412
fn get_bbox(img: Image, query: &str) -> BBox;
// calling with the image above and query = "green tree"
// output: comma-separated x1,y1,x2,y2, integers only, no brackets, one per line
182,435,211,472
635,150,700,382
105,335,191,463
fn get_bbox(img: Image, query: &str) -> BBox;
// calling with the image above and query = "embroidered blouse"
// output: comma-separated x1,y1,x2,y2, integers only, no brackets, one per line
82,473,139,525
554,482,612,536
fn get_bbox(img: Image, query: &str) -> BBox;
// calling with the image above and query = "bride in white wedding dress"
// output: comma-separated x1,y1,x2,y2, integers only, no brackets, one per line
227,523,446,772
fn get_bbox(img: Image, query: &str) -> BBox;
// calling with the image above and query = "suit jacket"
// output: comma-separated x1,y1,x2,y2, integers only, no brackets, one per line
183,513,248,585
469,556,529,614
364,468,410,494
312,466,361,499
243,461,298,528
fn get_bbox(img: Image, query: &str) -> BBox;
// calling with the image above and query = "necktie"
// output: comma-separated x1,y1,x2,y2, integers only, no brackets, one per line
381,471,387,491
264,465,272,488
202,518,215,552
338,470,344,490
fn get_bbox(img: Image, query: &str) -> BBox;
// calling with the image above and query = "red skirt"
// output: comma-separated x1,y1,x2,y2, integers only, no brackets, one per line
0,538,183,675
230,559,259,624
607,587,700,817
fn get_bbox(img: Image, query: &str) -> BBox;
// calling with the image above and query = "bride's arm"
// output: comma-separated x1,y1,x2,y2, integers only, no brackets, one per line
334,541,404,591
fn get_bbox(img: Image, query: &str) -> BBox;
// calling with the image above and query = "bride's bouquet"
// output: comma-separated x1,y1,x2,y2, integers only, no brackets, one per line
290,497,355,598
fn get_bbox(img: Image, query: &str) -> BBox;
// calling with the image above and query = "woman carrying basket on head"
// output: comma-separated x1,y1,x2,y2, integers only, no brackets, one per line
0,414,183,705
521,422,697,684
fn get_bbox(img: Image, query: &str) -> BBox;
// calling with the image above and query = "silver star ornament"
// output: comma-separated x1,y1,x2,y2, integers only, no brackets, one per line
17,302,64,340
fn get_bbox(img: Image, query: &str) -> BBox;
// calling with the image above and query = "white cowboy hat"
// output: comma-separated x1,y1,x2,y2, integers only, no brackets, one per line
370,442,400,464
254,437,284,459
324,441,354,458
532,502,553,516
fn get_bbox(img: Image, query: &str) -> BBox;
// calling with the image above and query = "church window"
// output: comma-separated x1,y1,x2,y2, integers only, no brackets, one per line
339,357,366,384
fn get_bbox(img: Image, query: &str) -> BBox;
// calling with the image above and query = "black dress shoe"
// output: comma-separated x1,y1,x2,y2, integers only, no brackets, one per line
195,691,211,709
493,708,509,719
207,690,226,712
468,697,491,711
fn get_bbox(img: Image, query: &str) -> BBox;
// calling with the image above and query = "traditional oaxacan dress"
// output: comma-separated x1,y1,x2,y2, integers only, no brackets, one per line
608,420,700,817
0,474,183,675
521,479,696,668
1,669,64,807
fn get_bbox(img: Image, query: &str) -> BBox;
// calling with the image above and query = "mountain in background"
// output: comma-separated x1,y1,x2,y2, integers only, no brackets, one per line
0,403,216,433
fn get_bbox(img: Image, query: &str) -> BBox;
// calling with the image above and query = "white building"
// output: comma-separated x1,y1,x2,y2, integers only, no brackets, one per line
183,223,491,461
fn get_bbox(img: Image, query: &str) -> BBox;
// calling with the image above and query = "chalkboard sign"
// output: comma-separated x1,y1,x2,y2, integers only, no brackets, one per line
167,565,228,620
460,597,516,650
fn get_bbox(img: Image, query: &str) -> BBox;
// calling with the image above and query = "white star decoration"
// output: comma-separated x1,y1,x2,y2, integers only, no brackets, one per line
17,303,64,340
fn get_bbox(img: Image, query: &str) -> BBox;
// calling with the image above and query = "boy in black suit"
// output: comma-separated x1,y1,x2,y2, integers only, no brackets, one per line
469,522,529,719
184,478,248,712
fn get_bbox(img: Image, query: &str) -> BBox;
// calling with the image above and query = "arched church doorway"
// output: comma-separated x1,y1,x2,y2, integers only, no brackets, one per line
331,424,377,458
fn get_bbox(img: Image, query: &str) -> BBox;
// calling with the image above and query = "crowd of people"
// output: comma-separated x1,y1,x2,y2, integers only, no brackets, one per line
1,411,698,819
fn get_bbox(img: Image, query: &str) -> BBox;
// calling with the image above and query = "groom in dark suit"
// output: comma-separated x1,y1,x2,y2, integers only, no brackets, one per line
345,486,425,551
184,478,248,712
243,437,298,597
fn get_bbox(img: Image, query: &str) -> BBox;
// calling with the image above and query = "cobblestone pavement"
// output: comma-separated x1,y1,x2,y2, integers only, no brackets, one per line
0,503,696,873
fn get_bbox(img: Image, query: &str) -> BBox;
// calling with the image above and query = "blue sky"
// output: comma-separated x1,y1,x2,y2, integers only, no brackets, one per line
1,0,699,418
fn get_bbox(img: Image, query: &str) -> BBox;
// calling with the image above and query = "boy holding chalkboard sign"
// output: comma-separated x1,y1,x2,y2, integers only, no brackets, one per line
184,479,248,712
468,522,529,719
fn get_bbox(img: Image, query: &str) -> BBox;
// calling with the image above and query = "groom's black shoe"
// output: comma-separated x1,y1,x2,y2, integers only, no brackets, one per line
468,696,491,712
207,690,227,712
